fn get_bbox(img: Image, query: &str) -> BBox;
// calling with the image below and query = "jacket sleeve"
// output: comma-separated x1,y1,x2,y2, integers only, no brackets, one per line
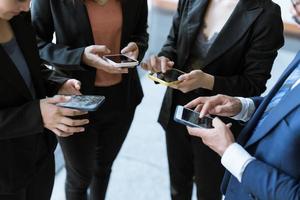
31,0,86,71
212,4,284,96
40,64,69,96
0,101,44,140
157,0,184,62
130,0,149,62
241,160,300,200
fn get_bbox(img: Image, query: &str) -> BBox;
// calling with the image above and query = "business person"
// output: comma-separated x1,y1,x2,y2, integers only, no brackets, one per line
185,4,300,198
0,0,89,200
142,0,284,199
31,0,149,199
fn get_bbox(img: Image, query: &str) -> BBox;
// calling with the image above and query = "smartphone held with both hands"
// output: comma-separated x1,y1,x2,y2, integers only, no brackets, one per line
103,54,139,68
148,68,185,86
174,105,213,129
56,95,105,112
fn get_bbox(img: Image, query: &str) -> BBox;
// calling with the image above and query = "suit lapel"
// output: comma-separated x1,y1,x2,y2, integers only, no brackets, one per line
204,0,262,66
245,84,300,148
237,52,300,146
10,15,46,98
185,0,209,59
0,46,32,99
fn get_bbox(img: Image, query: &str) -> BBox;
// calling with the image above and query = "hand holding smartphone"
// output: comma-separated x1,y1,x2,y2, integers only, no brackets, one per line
56,95,105,112
148,68,185,86
103,54,139,68
174,105,213,128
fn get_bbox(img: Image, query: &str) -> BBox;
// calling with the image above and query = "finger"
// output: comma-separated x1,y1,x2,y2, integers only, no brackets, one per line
121,43,136,54
58,107,88,117
226,123,232,128
60,117,89,127
52,128,73,138
161,58,173,73
194,104,203,113
140,62,149,71
184,97,207,109
74,80,81,90
150,55,159,72
56,124,85,133
177,73,189,81
93,45,111,54
47,95,71,104
212,117,225,129
187,126,210,138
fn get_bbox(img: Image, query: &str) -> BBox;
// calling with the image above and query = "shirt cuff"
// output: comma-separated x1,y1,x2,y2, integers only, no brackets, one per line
231,97,255,122
221,143,255,182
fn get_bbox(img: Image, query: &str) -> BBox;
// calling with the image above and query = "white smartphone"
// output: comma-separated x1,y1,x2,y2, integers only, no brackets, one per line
174,105,213,128
103,54,139,68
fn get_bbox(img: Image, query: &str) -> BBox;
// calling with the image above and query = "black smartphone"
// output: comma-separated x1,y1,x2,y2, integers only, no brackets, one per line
174,105,213,128
56,95,105,112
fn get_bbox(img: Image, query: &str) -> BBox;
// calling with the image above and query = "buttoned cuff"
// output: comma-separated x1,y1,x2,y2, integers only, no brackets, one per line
221,143,255,182
231,97,255,122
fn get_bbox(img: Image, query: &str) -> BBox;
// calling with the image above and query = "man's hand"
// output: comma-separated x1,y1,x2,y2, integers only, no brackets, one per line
185,94,242,118
141,55,174,73
173,70,214,92
58,79,81,95
187,117,235,156
121,42,139,60
40,95,89,137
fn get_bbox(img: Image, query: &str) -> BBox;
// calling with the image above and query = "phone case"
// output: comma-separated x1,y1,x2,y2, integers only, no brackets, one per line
147,68,185,86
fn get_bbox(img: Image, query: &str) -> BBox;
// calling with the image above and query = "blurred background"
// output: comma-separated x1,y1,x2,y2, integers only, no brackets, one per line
51,0,300,199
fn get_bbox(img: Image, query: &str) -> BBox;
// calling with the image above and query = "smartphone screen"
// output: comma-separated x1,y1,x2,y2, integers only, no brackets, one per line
156,69,184,82
181,108,213,128
56,95,105,112
104,55,137,64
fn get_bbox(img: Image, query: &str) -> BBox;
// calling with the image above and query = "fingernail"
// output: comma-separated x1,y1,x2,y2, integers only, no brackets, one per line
80,128,85,132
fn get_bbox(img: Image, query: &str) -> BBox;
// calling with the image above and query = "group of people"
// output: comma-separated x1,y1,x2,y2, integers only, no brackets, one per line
0,0,299,200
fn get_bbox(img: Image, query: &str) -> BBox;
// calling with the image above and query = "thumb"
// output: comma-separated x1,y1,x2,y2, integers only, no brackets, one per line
212,117,225,128
47,95,71,104
74,80,81,90
94,45,111,54
178,73,189,81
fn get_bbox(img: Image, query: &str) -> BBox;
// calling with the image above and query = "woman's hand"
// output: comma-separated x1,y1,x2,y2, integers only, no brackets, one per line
141,55,174,73
82,45,128,74
40,95,89,137
121,42,139,60
173,70,214,93
58,79,81,95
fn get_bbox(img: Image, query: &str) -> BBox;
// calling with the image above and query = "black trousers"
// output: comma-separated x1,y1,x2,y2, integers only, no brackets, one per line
0,137,55,200
58,83,135,200
165,91,224,200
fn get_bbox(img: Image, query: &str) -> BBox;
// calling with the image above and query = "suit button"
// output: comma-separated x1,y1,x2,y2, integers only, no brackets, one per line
248,193,256,199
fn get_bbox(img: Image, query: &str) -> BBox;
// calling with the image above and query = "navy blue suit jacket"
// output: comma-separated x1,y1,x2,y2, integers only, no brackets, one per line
221,52,300,200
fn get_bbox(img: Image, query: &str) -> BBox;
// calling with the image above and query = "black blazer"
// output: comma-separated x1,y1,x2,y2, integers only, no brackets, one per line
158,0,284,129
0,14,66,193
31,0,149,111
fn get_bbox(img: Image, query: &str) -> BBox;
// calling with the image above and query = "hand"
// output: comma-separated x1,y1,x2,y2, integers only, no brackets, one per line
187,117,235,156
40,95,89,137
173,70,214,92
58,79,81,95
82,45,128,74
185,94,242,118
121,42,139,60
291,4,300,26
141,55,174,73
